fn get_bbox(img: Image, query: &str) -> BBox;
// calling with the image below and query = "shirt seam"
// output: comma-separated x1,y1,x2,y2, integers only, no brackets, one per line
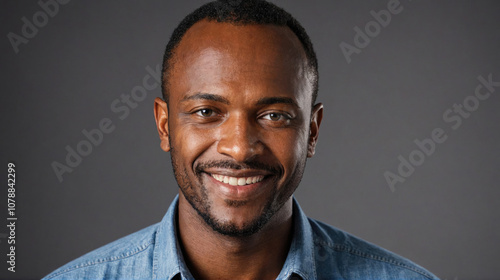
45,239,155,279
314,239,435,279
152,220,163,279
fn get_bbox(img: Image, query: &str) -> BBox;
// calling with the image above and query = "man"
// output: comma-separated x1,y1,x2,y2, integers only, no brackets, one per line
44,1,439,279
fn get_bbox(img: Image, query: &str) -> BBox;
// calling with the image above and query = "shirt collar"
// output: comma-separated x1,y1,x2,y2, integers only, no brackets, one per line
152,195,193,280
152,195,317,280
276,197,317,280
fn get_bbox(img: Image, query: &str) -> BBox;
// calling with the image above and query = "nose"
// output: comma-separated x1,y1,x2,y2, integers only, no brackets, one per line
217,114,264,162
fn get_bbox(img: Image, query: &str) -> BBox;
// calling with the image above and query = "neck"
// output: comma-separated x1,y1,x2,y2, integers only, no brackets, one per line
177,194,294,280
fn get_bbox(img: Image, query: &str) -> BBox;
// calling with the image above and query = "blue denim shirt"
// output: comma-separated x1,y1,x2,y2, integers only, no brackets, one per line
44,196,439,279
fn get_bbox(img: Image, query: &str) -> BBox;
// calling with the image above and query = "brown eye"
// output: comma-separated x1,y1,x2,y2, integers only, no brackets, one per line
263,113,283,121
269,113,281,121
196,109,215,117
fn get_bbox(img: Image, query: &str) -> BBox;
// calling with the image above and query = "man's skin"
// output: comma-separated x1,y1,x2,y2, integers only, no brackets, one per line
154,20,323,280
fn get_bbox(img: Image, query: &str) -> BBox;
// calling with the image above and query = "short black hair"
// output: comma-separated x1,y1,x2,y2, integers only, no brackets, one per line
161,0,319,106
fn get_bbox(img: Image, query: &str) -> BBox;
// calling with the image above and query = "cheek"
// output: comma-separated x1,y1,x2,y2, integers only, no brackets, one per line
264,129,308,171
171,123,215,166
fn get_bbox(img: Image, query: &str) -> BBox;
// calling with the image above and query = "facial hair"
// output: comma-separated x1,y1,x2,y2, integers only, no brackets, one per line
170,148,307,237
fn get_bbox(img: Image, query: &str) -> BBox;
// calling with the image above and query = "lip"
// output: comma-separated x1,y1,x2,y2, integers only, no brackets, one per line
203,168,272,178
203,171,272,200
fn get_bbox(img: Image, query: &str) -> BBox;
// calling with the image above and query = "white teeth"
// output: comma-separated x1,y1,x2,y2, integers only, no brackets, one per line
229,177,238,185
211,174,264,186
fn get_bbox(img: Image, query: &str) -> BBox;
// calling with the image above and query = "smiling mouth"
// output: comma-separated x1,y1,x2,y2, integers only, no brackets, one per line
210,174,265,186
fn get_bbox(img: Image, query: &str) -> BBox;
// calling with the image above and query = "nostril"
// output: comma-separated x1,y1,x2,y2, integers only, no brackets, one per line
216,117,264,161
217,136,263,162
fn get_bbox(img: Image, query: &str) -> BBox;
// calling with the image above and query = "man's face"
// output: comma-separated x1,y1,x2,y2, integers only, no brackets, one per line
155,20,322,236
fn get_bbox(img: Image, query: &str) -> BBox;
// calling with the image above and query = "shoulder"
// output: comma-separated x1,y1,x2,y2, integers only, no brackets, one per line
43,223,160,280
309,218,439,280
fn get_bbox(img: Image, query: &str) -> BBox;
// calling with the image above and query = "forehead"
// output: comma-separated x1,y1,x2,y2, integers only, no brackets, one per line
168,20,313,105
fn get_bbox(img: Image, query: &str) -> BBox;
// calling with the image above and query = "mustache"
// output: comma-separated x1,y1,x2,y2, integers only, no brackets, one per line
195,160,282,176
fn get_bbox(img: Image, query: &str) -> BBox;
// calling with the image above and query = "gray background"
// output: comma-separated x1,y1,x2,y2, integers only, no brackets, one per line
1,0,499,279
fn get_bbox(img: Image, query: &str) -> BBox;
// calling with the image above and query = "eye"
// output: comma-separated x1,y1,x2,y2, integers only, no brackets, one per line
262,112,286,121
195,108,216,118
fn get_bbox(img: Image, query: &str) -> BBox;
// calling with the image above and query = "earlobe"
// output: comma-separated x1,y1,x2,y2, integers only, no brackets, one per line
154,97,171,152
307,103,323,158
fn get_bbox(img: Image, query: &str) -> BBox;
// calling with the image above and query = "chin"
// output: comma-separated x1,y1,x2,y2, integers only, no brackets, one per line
204,214,272,237
199,196,277,238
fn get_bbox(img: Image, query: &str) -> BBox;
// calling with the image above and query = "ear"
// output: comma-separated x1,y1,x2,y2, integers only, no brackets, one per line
307,103,323,158
154,97,171,152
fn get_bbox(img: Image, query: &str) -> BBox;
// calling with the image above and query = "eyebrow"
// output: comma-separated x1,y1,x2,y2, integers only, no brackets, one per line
256,97,299,108
181,93,230,104
181,93,298,107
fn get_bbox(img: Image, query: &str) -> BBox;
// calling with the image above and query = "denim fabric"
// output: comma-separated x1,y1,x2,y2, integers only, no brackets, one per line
43,196,439,280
